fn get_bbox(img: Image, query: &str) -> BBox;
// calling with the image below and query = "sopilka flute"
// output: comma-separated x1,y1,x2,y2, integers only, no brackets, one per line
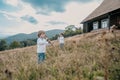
45,35,54,46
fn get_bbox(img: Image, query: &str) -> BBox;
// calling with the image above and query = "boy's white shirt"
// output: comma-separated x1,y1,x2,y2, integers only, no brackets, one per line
58,36,64,44
37,38,49,53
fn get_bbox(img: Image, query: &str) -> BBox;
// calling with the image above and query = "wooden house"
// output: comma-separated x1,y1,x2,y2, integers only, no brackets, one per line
81,0,120,33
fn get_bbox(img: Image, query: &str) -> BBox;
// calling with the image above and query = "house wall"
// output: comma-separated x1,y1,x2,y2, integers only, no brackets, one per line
83,17,108,33
110,9,120,29
88,23,93,32
83,23,88,33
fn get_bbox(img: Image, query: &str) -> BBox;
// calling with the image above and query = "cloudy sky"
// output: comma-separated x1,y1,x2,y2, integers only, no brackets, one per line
0,0,103,36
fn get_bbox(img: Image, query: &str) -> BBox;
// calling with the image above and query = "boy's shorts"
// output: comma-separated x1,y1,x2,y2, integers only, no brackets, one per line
60,43,64,49
37,53,45,63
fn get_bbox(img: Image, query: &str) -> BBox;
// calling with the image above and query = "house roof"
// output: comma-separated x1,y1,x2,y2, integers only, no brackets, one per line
82,0,120,23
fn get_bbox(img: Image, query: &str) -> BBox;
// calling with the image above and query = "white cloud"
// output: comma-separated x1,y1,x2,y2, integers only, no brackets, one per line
5,0,19,7
46,1,101,28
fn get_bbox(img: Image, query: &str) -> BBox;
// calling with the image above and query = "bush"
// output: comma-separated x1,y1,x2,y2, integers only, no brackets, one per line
0,40,8,51
9,41,21,49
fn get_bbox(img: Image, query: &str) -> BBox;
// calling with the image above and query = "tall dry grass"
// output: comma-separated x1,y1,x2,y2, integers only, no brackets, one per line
0,30,120,80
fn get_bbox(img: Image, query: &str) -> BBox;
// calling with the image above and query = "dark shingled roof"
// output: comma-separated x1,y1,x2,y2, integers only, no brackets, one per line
82,0,120,23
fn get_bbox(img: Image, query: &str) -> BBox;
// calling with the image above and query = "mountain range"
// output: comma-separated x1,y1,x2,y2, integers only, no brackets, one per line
5,29,64,44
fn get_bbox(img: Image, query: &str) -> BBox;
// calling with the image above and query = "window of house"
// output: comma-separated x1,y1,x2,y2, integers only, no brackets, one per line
101,19,108,28
93,22,98,30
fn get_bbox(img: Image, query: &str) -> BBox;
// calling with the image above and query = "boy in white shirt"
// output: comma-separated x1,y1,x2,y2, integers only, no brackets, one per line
58,33,64,49
37,30,51,63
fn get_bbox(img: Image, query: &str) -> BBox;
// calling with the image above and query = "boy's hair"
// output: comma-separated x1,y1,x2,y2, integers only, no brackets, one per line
60,33,64,36
38,30,45,37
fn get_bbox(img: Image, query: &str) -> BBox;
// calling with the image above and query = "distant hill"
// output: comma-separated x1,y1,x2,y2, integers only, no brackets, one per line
5,29,64,44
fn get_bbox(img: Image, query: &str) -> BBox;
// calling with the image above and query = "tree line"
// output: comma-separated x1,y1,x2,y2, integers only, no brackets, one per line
51,25,82,40
0,39,37,51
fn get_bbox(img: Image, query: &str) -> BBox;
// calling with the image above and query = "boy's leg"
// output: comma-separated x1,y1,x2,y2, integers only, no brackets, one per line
62,43,64,48
60,43,64,49
38,53,43,64
42,53,45,61
38,53,40,64
60,43,62,49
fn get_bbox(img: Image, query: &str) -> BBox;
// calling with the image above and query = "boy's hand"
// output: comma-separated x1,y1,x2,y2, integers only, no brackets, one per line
46,39,51,44
47,39,54,47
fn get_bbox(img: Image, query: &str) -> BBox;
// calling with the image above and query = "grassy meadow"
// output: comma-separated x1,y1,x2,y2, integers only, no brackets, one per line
0,30,120,80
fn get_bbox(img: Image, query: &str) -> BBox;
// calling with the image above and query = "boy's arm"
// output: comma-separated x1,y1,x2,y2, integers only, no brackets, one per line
46,39,54,47
45,36,54,46
57,37,59,41
46,39,52,45
37,39,47,45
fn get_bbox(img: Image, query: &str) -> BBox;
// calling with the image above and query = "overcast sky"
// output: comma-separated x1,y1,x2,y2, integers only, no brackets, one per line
0,0,103,36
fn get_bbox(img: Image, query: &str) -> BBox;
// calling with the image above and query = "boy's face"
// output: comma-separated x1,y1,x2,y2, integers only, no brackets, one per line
60,35,62,37
40,33,46,38
60,34,63,37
